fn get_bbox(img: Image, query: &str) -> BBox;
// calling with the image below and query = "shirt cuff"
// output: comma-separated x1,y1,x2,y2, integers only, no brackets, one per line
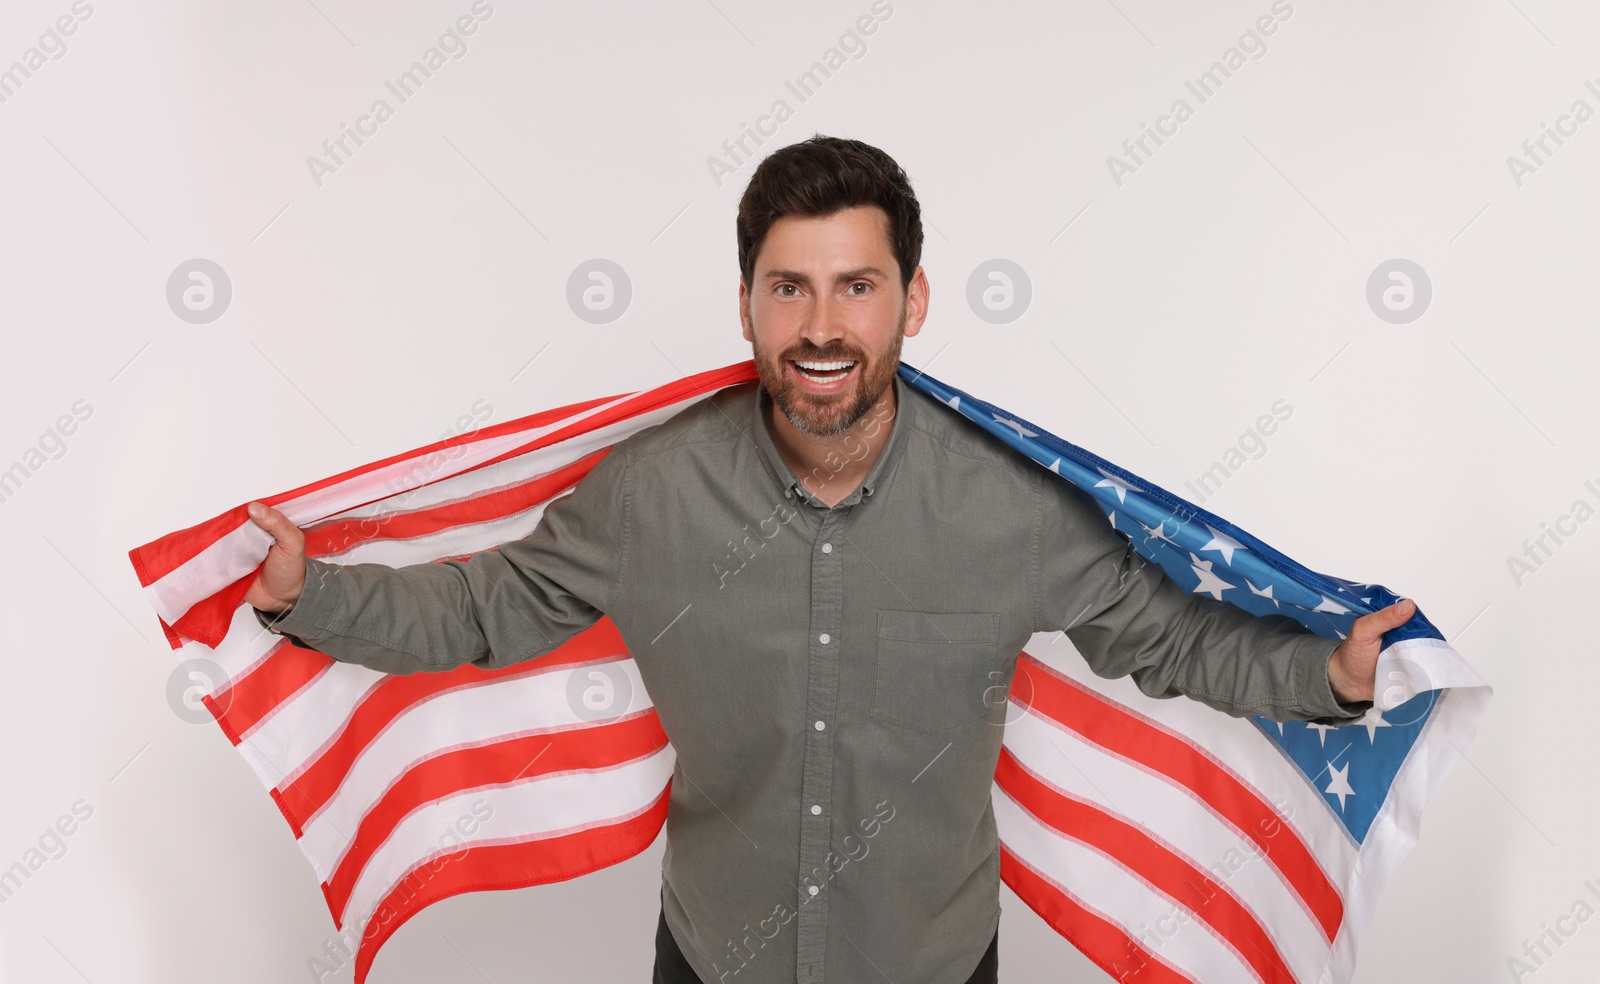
251,556,341,647
1296,634,1372,724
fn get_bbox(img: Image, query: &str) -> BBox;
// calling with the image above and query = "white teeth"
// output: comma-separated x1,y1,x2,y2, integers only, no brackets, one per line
793,359,854,384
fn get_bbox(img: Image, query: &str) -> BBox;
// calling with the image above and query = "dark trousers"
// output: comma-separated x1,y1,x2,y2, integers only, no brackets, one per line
653,905,999,983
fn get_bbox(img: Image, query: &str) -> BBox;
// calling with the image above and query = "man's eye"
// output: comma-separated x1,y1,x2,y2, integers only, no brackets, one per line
849,282,870,295
777,284,797,296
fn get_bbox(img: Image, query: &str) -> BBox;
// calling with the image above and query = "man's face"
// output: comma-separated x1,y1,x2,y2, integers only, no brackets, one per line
740,205,927,437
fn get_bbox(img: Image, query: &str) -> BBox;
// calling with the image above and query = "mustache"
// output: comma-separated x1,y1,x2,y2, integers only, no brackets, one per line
783,346,862,362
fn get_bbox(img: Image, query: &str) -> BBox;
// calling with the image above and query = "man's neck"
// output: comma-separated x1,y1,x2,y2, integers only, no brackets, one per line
766,382,899,509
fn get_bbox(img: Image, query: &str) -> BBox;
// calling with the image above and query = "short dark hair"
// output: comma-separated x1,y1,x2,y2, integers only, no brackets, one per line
736,134,923,294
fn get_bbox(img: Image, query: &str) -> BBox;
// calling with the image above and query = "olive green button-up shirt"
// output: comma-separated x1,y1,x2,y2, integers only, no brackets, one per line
258,369,1369,984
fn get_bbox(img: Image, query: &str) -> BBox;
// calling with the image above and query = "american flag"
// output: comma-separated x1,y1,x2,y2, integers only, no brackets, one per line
128,359,1488,983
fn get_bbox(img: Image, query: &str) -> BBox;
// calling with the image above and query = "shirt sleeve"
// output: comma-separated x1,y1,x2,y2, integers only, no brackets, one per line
251,441,631,676
1032,470,1371,725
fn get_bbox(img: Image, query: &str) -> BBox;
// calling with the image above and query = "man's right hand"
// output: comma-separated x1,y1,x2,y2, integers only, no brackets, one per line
244,501,306,613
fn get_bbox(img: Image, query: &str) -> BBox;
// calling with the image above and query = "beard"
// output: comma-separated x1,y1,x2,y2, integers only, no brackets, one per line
749,303,907,438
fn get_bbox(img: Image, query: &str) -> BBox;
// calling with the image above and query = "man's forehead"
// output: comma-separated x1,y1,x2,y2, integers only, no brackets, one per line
755,206,895,273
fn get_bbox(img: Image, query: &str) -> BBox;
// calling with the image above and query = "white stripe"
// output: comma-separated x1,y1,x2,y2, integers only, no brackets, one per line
233,664,385,786
995,784,1260,984
144,522,276,626
1021,632,1356,871
1371,636,1490,707
288,657,651,876
341,745,675,927
175,603,285,688
1004,707,1335,981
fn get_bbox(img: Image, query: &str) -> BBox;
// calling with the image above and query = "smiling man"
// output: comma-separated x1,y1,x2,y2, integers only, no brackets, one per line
244,134,1402,984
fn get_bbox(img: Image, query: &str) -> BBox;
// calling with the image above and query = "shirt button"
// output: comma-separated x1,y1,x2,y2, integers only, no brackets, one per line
810,804,822,815
814,720,825,731
819,633,830,645
808,885,819,896
821,542,832,554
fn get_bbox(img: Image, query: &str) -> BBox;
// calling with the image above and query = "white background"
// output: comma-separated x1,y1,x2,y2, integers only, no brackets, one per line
1,0,1596,981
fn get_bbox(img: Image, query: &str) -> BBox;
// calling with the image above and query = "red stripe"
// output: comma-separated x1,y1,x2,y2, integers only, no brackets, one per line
210,529,618,751
1011,654,1344,941
132,361,759,650
1001,844,1195,984
211,640,330,739
126,392,622,587
349,785,671,984
300,446,606,559
234,615,614,770
272,618,635,829
997,749,1296,983
267,786,305,839
129,360,756,586
322,712,668,920
158,616,183,651
168,570,257,655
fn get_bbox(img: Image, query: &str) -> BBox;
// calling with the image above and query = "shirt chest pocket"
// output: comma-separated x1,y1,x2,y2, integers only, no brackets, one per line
871,610,1002,734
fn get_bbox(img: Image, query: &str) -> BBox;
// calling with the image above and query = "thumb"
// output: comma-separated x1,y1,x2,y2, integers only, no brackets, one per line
1350,595,1414,649
246,501,300,548
1357,597,1414,641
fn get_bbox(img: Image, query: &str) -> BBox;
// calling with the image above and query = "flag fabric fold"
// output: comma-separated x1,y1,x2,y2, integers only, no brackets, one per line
129,359,1488,983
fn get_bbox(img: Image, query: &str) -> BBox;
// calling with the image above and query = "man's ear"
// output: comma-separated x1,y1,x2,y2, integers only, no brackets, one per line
903,266,930,339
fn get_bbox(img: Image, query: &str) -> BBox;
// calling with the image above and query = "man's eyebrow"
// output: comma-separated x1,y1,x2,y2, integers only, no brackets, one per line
761,266,890,285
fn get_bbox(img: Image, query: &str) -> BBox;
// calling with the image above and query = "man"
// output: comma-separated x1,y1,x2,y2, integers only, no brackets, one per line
244,135,1407,984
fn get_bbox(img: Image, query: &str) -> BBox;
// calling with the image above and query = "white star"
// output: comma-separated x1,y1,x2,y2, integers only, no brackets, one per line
1355,706,1391,744
1188,554,1236,600
1139,519,1179,549
1094,468,1135,505
1313,595,1352,616
944,396,961,411
993,413,1037,439
1107,510,1118,530
1198,524,1247,566
1325,762,1356,812
1305,721,1337,747
1048,457,1061,475
1245,580,1280,608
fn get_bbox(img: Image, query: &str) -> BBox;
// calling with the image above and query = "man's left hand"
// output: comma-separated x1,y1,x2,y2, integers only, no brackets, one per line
1327,598,1416,704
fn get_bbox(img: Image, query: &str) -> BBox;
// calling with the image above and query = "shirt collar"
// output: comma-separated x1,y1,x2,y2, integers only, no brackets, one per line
749,369,913,509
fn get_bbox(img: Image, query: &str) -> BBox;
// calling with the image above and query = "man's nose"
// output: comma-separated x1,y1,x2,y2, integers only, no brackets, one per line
799,294,848,351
